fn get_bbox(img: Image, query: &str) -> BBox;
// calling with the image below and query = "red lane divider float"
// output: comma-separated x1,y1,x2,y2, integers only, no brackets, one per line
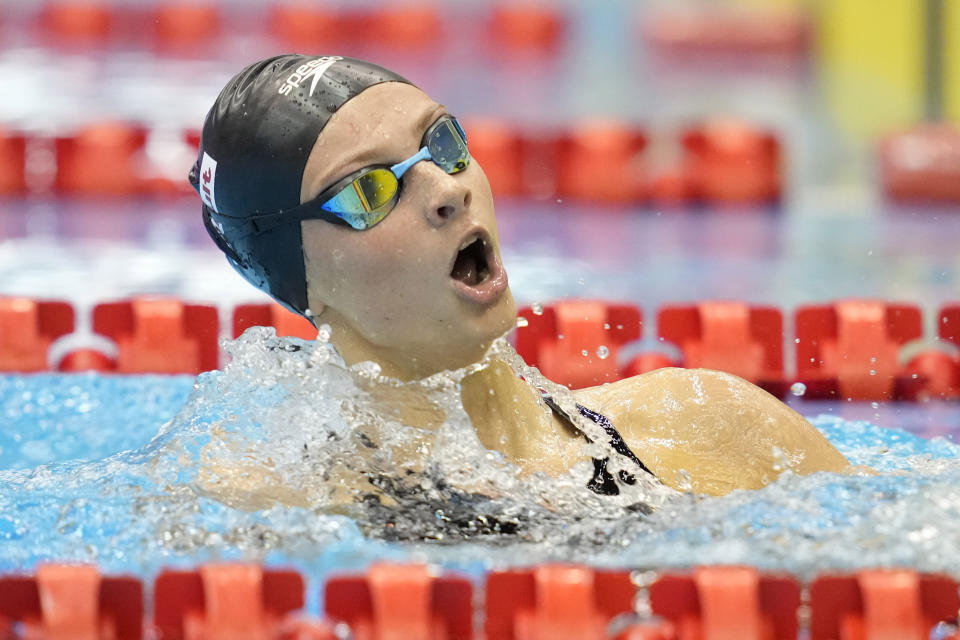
810,570,960,640
87,298,219,374
643,4,811,58
795,300,923,401
0,564,959,638
679,119,782,207
325,564,473,640
4,295,959,401
878,124,960,203
658,302,788,396
0,564,142,639
39,1,113,45
0,297,74,372
152,2,220,51
0,127,27,196
647,566,799,640
153,564,335,640
233,303,318,340
55,123,149,196
485,565,635,640
558,120,648,204
489,3,564,53
515,301,644,389
7,117,783,206
19,2,570,55
362,4,441,51
901,303,960,401
269,3,343,50
460,118,525,198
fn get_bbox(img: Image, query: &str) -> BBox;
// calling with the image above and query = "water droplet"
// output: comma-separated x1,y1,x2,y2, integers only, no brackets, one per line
871,402,879,409
516,316,529,328
870,357,877,363
795,338,800,344
597,346,610,359
869,369,876,376
603,323,610,330
581,349,589,357
578,278,585,285
912,373,919,379
531,303,544,316
790,382,807,396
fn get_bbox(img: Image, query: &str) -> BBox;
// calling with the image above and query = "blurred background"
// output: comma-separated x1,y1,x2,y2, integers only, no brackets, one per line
0,0,958,405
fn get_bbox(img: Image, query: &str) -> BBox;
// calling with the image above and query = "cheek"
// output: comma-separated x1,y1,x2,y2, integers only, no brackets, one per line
305,220,446,319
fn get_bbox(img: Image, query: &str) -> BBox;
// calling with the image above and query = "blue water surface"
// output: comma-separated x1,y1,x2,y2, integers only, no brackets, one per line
0,374,195,470
1,366,959,583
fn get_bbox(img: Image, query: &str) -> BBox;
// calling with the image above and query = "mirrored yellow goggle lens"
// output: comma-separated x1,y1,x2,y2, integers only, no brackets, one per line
321,168,399,229
353,169,399,211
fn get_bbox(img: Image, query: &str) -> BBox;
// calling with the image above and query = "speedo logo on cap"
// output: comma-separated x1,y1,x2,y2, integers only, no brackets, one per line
279,56,343,97
198,151,219,213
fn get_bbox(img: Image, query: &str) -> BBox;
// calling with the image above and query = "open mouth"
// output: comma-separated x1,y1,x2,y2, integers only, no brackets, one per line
450,236,490,286
448,229,508,304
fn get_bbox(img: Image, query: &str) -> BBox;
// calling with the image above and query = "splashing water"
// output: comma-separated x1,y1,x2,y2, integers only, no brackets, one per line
0,328,959,580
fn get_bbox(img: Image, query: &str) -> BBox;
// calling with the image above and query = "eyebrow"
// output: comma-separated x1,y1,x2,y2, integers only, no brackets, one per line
415,103,448,140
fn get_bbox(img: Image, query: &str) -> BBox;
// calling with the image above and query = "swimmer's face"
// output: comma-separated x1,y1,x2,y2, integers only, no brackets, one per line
300,82,516,379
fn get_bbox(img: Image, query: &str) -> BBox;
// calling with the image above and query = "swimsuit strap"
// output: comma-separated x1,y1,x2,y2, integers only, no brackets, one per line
540,391,655,496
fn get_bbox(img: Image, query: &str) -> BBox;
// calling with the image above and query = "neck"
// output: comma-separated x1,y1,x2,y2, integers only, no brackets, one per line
319,308,487,381
460,358,584,474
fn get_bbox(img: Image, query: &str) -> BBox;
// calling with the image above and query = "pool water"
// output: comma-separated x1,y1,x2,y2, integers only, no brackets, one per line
2,329,959,584
1,0,959,595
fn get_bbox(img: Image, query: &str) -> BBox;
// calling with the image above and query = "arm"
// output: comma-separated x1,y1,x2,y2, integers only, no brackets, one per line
575,367,852,496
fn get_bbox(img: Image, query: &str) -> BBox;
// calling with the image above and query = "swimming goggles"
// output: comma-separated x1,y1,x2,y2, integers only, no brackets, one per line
214,114,470,235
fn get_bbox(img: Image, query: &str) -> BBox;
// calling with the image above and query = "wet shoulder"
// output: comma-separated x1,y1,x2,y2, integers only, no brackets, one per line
573,368,852,495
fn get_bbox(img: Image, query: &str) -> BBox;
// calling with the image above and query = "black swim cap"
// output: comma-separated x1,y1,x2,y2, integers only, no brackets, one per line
189,55,411,316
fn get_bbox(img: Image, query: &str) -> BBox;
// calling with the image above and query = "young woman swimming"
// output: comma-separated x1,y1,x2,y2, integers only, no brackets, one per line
190,55,853,498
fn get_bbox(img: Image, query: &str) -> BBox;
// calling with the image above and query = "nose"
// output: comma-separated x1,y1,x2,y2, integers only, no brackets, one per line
415,161,472,227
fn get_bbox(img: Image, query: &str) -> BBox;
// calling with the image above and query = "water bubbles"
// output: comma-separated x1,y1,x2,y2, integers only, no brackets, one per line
352,360,382,379
790,382,807,396
596,346,610,360
316,324,332,343
515,316,529,328
531,303,544,316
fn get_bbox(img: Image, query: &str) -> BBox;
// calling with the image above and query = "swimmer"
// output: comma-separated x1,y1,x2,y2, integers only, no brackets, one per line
190,55,853,499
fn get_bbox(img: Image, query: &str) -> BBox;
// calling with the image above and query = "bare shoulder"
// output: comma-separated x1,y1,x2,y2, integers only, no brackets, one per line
573,368,852,495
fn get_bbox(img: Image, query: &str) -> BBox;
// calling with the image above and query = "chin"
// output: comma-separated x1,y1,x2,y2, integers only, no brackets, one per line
467,286,517,345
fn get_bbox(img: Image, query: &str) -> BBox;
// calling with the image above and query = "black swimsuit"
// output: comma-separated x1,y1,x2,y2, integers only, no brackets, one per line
541,394,656,496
